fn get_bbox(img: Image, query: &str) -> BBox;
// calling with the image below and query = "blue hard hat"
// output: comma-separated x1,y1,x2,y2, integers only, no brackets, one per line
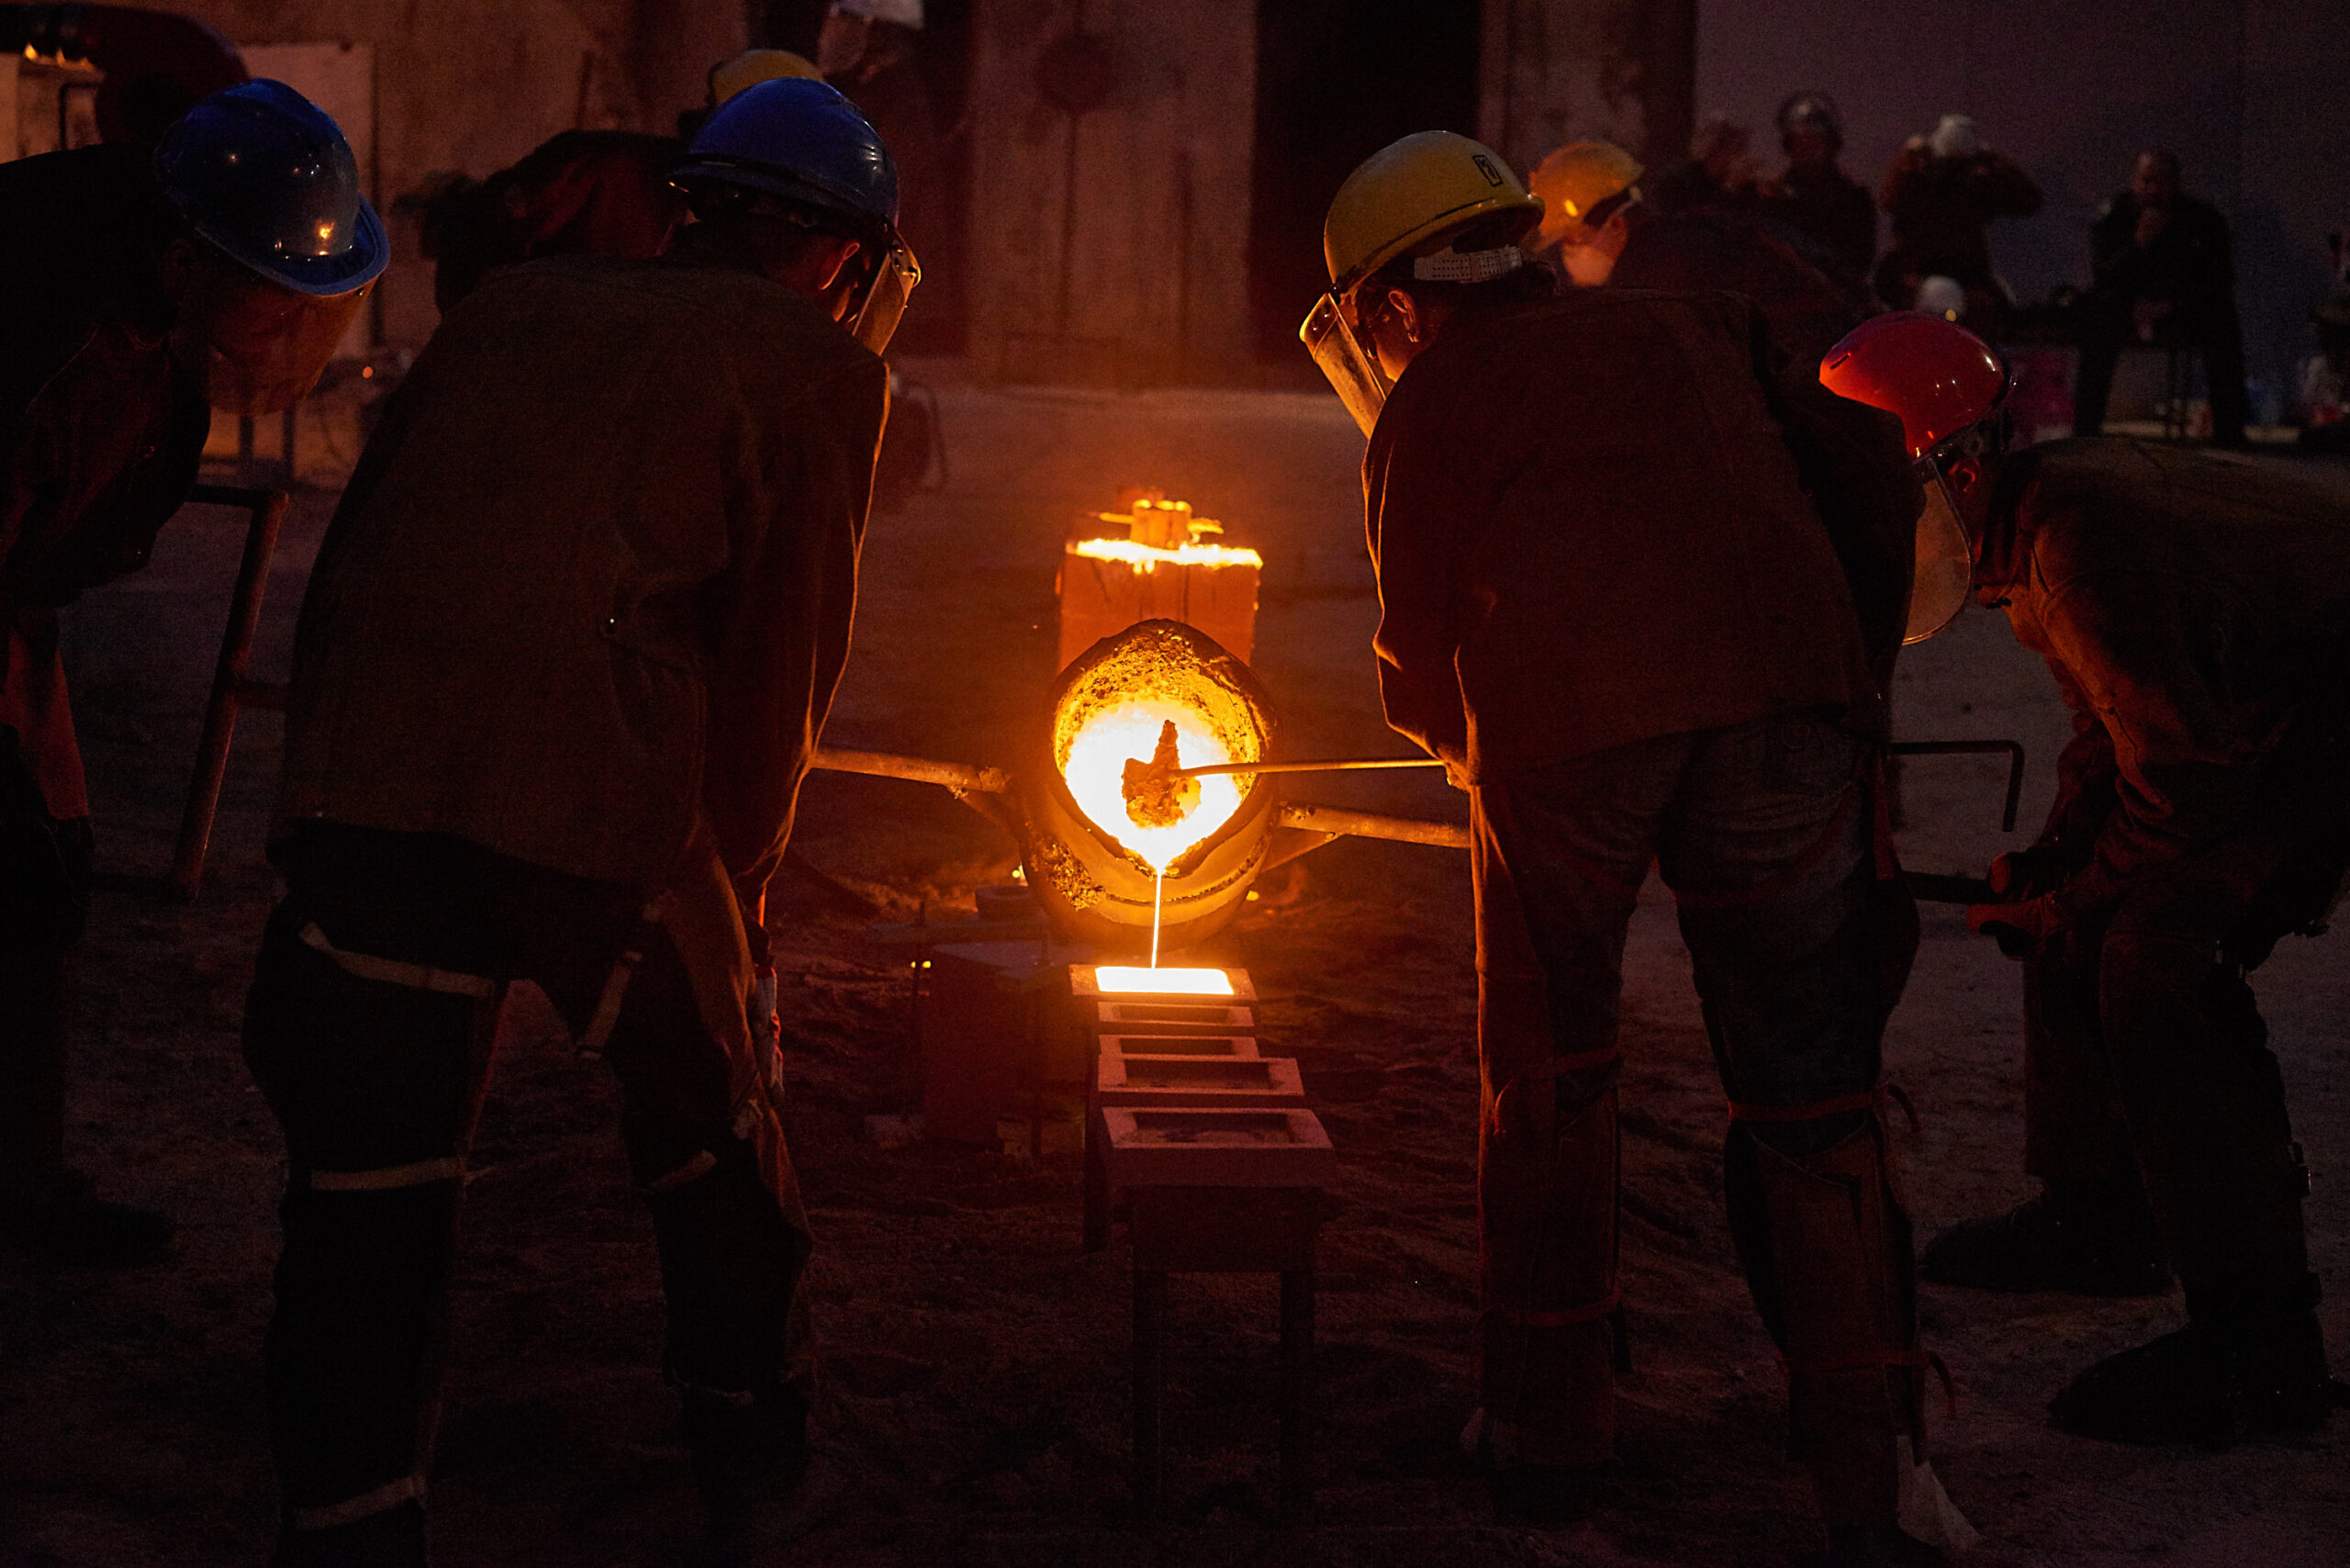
153,79,388,297
672,77,901,241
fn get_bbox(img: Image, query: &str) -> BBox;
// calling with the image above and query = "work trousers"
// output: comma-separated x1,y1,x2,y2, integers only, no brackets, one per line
2016,753,2349,1306
2071,293,2250,445
244,826,811,1534
0,724,92,1208
1471,709,1925,1518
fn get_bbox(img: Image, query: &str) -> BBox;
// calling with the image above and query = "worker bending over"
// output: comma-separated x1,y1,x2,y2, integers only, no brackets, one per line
1303,132,1955,1563
1827,314,2350,1445
243,79,912,1565
1,81,382,1267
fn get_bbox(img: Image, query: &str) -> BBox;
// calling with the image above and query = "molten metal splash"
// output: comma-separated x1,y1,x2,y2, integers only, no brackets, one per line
1062,699,1243,870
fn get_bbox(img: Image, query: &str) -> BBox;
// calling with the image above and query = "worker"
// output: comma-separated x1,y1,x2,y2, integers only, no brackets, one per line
1304,132,1958,1562
2073,150,2251,449
241,78,911,1565
1821,312,2350,1446
1645,115,1760,218
1874,115,2042,329
1757,92,1877,289
1,80,383,1268
1528,138,1868,376
420,50,823,318
417,130,687,315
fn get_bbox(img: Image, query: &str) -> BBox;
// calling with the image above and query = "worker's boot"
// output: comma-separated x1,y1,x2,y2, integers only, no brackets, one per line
681,1379,810,1563
0,946,173,1267
0,1174,175,1267
1738,1122,1974,1561
1470,1080,1620,1528
1918,1174,2169,1296
2050,1264,2344,1445
271,1500,428,1568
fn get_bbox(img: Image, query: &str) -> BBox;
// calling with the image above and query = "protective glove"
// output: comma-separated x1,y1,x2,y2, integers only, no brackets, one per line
1986,844,2076,901
1966,893,2076,963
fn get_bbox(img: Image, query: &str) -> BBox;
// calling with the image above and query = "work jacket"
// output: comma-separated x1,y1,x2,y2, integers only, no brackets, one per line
0,146,209,821
1609,206,1868,378
1365,288,1912,782
2088,193,2236,315
1877,149,2042,293
1979,438,2350,923
275,248,887,906
1756,165,1878,287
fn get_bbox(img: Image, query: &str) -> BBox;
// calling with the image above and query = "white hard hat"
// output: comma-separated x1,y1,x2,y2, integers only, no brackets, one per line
1914,275,1967,321
1928,115,1981,159
833,0,924,26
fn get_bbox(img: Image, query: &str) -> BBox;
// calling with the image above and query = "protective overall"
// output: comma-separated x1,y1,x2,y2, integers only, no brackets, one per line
1351,223,1953,1541
3,81,377,1265
1826,310,2350,1440
250,83,892,1559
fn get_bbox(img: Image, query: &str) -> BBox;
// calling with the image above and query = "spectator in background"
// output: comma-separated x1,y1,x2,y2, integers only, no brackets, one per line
1875,114,2042,330
1757,92,1876,289
1648,116,1760,218
2076,150,2250,449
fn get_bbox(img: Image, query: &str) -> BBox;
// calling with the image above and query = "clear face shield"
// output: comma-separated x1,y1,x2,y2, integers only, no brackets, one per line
846,239,921,354
1905,462,1978,643
200,277,373,416
1300,289,1393,438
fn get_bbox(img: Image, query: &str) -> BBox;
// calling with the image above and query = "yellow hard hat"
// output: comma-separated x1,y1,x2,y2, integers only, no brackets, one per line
1528,140,1645,251
708,49,823,106
1321,130,1543,296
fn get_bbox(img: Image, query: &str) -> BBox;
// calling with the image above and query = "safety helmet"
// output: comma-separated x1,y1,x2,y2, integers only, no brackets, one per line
1528,140,1644,252
672,76,919,352
708,50,823,106
832,0,925,23
1820,311,2011,644
1319,130,1541,297
152,79,386,297
675,76,901,237
1818,311,2008,459
1304,131,1541,437
1777,91,1844,150
1928,114,1982,160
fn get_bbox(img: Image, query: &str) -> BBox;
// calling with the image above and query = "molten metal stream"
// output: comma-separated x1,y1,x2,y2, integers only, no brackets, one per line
1150,868,1165,968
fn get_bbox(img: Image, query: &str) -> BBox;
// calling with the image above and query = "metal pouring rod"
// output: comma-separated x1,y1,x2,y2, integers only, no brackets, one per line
1171,756,1448,779
811,746,1014,796
1278,801,1471,848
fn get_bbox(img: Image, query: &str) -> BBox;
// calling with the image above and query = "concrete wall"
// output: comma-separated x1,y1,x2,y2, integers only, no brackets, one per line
965,0,1257,386
165,0,744,351
1696,0,2350,407
1478,0,1696,177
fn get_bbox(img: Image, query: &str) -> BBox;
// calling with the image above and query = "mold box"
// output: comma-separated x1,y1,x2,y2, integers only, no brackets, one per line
1097,1054,1304,1107
1097,1106,1335,1189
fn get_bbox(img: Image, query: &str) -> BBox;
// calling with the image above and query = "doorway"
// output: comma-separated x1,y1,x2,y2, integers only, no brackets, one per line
1248,0,1483,361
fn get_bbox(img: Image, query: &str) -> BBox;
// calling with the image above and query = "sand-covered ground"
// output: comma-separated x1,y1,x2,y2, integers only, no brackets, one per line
5,381,2344,1566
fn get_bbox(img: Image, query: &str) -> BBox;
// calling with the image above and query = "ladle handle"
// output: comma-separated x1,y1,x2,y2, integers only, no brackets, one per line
1172,756,1448,778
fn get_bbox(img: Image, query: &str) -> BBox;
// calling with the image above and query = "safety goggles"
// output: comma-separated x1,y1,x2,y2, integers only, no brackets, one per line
1300,287,1393,439
848,238,921,354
